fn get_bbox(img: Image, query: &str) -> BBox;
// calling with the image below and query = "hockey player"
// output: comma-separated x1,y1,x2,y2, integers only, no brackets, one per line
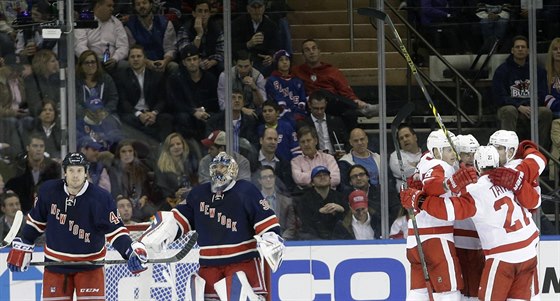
6,152,148,300
401,146,541,301
404,129,477,300
453,134,484,301
140,152,284,301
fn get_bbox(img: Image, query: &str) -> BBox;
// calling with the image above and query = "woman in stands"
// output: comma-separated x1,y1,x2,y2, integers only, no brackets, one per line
25,49,60,118
544,37,560,178
155,132,199,208
108,139,162,222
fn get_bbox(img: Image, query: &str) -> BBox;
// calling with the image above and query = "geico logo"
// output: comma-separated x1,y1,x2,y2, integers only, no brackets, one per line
79,288,100,293
272,258,407,300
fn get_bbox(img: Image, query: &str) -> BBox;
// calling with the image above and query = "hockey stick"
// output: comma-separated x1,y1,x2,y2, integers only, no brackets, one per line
30,231,198,266
0,210,24,249
358,7,459,159
390,103,435,301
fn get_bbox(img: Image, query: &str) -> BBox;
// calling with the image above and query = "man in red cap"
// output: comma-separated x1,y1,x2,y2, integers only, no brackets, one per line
332,190,381,240
198,130,252,183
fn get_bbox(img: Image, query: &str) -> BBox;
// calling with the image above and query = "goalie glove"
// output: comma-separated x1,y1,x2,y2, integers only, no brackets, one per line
7,237,34,272
127,242,148,274
487,167,524,194
445,166,478,194
254,232,285,273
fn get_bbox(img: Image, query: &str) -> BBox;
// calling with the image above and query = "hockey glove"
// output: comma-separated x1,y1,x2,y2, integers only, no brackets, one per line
406,175,423,190
400,188,424,213
7,238,34,272
446,167,478,194
254,232,285,273
515,140,539,159
487,167,524,194
127,242,148,274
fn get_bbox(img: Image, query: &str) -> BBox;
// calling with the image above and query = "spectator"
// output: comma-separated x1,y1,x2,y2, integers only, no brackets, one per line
115,45,173,142
218,50,266,113
116,195,137,225
265,49,307,126
257,165,298,240
25,49,60,117
79,140,111,192
0,173,5,196
301,90,349,158
265,0,293,54
492,35,552,149
0,58,26,158
418,0,463,54
108,139,159,222
389,208,408,239
257,100,301,161
339,128,380,190
74,0,129,73
198,130,251,183
0,191,24,240
253,127,295,192
295,166,346,240
332,190,381,240
166,44,218,140
176,0,224,76
545,37,560,178
291,126,340,189
231,0,278,76
77,99,122,152
476,0,511,53
5,133,61,212
207,89,259,157
125,0,177,73
75,50,119,119
389,124,422,191
23,100,61,161
155,132,199,207
14,5,57,64
291,39,378,122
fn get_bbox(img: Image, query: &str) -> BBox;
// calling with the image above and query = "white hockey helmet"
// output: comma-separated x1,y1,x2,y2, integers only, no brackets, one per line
474,146,500,174
456,134,480,154
488,130,518,163
426,129,456,156
210,152,239,192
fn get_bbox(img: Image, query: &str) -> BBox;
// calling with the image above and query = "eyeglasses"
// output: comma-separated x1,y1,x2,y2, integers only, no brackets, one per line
83,60,97,65
350,172,367,180
260,175,275,180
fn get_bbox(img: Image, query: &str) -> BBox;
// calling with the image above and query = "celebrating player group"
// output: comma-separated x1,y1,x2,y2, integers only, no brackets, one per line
400,129,545,301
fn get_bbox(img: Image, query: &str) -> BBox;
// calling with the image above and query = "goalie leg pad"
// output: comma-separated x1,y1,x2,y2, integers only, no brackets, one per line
214,271,263,301
186,273,206,301
139,211,179,253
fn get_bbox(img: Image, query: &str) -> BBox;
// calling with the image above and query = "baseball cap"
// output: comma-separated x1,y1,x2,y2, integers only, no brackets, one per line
180,44,199,60
201,130,226,147
83,140,103,151
348,190,368,210
273,49,290,65
85,99,104,112
310,165,330,179
248,0,264,6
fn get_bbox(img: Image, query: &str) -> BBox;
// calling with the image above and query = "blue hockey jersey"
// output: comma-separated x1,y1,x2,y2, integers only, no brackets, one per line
22,179,132,273
172,180,281,266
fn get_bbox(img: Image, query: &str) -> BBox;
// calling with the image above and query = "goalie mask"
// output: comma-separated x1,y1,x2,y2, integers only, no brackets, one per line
474,146,500,174
210,152,239,193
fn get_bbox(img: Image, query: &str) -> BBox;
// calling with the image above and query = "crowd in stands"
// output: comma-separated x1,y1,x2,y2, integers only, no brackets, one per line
0,0,559,242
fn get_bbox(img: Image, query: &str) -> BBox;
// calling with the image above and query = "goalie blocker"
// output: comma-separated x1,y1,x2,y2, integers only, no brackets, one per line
140,151,285,300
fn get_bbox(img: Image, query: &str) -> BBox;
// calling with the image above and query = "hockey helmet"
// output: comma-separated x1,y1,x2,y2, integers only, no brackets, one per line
488,130,518,163
474,146,500,174
426,129,456,155
456,134,480,154
62,152,89,172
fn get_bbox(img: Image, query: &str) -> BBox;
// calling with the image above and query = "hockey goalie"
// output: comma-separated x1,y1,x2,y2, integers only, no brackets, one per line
140,152,285,301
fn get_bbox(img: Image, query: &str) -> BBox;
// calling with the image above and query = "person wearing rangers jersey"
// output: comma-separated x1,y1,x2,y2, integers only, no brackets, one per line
6,152,148,300
404,129,477,300
402,146,541,301
146,151,282,300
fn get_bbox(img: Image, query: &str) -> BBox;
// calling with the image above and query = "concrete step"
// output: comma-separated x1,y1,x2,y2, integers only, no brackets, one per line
287,10,410,25
290,23,408,39
342,67,417,86
291,37,409,52
287,0,402,11
291,51,406,68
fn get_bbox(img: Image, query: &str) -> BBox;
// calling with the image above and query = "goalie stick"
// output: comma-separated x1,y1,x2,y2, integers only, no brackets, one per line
0,210,24,249
390,102,435,301
30,231,198,266
358,7,459,160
